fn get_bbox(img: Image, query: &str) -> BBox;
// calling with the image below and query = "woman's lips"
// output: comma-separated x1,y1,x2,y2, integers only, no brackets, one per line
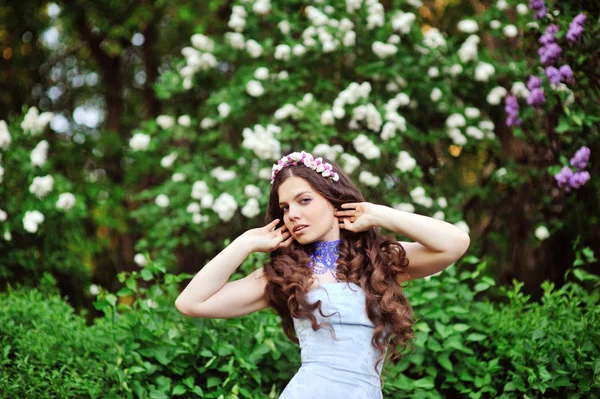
295,226,309,235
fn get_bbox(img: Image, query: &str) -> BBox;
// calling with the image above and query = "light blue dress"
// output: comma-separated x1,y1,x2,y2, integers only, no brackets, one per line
279,282,387,399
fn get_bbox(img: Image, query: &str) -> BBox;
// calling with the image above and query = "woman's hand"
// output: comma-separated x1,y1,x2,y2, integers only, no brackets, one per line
240,219,295,253
335,202,378,233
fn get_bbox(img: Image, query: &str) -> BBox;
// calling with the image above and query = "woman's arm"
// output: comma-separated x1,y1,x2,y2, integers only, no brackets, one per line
369,204,470,282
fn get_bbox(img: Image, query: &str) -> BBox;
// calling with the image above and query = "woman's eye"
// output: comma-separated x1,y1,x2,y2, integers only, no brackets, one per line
301,198,311,204
281,199,309,211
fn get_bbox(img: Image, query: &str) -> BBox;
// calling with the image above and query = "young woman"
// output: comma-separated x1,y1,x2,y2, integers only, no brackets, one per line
175,151,470,398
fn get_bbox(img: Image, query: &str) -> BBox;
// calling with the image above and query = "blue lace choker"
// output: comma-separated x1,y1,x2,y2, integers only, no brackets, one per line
308,239,342,282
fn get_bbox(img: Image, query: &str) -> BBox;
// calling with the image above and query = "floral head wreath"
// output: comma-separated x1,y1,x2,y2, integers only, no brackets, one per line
271,151,340,185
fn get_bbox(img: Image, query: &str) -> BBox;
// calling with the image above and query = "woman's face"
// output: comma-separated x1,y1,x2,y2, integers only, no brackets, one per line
277,176,340,244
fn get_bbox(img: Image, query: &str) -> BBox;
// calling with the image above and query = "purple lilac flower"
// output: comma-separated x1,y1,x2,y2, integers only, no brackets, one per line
527,75,542,90
539,24,558,45
570,171,590,189
529,0,547,20
545,66,562,85
538,42,562,65
567,13,587,44
504,95,522,127
527,88,546,107
559,65,573,83
569,146,590,170
555,166,573,189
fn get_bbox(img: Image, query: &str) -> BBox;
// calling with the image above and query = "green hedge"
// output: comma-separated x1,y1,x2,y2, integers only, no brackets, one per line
1,257,598,398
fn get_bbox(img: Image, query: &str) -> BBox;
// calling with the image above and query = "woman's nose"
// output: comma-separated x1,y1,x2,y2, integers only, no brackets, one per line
287,205,301,220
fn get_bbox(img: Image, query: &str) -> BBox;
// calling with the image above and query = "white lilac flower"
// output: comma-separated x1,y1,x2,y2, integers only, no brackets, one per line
246,39,263,58
343,31,356,47
503,24,518,38
156,115,175,129
155,194,169,208
396,151,417,172
496,0,508,10
201,193,214,208
352,134,381,160
340,153,360,174
178,115,191,126
3,231,11,241
372,42,397,58
228,6,247,32
292,43,307,56
359,171,380,187
380,122,397,141
428,67,440,78
511,82,530,99
23,210,44,233
430,88,442,102
465,107,481,118
200,117,217,129
391,11,416,34
446,114,467,128
56,193,76,211
89,284,100,296
432,211,445,220
447,64,463,76
192,213,209,224
278,70,289,80
454,220,470,234
241,197,260,218
392,203,415,213
146,299,158,308
258,167,271,180
172,173,185,182
474,62,495,81
31,140,49,167
274,44,291,61
246,80,265,97
422,28,447,49
254,67,269,80
134,253,147,266
466,126,484,139
0,208,7,222
437,197,448,208
191,181,209,200
535,225,550,241
244,184,262,198
218,103,231,118
0,166,4,183
242,123,282,160
0,120,11,150
274,104,303,120
278,20,291,34
210,166,236,182
486,86,508,105
457,19,479,33
516,3,529,15
129,133,151,151
212,192,238,222
29,175,54,199
226,32,245,49
186,202,201,213
190,34,214,52
160,152,178,168
312,144,343,161
447,128,467,145
21,107,54,136
458,35,480,63
490,20,501,29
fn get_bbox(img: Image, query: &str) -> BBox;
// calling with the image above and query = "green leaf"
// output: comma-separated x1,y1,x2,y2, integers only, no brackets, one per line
207,376,221,388
466,333,487,342
172,384,187,396
453,324,470,332
437,353,453,372
141,269,153,281
117,288,134,297
106,294,117,307
413,376,435,389
474,283,490,292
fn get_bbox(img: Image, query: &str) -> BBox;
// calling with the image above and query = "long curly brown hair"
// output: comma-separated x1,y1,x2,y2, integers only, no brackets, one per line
262,155,415,380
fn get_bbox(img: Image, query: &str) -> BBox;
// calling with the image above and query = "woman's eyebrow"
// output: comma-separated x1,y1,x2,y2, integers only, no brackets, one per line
279,191,312,206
